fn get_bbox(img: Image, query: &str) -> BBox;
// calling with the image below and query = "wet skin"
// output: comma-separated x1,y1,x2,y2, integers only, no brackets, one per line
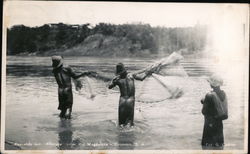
109,75,136,126
108,72,148,126
53,66,93,118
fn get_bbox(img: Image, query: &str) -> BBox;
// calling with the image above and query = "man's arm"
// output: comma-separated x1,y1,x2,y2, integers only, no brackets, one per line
67,67,96,79
201,93,213,115
108,76,119,89
90,73,112,82
66,67,82,79
81,71,96,78
132,71,152,81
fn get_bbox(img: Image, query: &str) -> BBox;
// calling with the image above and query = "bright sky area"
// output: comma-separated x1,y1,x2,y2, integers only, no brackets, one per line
3,1,247,28
3,1,249,64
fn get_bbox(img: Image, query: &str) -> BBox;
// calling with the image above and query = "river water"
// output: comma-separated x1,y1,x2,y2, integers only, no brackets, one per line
4,56,247,150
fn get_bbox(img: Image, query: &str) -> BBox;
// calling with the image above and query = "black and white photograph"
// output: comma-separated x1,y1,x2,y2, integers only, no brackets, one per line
1,1,249,154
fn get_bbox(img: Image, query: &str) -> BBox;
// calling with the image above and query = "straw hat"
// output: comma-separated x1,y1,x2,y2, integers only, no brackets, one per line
51,56,63,69
116,63,127,75
207,74,223,87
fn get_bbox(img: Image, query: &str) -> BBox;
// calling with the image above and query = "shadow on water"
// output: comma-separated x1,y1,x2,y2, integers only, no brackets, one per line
117,126,137,150
57,119,80,150
7,65,53,77
7,65,116,77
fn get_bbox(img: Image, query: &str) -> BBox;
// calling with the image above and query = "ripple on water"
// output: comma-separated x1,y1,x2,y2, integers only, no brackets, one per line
5,56,246,150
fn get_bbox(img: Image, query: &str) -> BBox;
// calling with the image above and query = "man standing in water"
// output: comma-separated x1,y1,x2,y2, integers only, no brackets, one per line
52,56,95,119
108,63,149,126
201,74,228,149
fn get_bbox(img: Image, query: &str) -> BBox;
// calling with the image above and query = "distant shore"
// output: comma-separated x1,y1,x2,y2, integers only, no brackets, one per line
7,51,207,60
7,23,207,57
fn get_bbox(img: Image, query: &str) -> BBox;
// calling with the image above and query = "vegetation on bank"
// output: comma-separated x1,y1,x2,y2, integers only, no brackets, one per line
7,23,207,57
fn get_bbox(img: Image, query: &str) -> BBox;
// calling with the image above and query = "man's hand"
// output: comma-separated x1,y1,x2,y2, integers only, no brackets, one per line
108,76,119,89
201,98,205,104
82,71,97,76
89,71,98,77
145,70,153,76
81,72,87,76
113,76,119,81
111,76,120,83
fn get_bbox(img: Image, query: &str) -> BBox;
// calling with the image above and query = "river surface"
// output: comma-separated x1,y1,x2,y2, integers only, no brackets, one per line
4,56,247,150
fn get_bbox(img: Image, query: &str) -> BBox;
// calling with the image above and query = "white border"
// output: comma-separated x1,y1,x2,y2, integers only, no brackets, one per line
1,0,7,153
1,1,249,154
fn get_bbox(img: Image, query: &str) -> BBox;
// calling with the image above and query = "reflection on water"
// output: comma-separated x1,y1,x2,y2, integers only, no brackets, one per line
5,56,247,150
57,119,80,150
117,127,136,150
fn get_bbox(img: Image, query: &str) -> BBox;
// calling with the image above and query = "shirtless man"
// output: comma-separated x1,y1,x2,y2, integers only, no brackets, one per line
52,56,95,119
108,63,149,126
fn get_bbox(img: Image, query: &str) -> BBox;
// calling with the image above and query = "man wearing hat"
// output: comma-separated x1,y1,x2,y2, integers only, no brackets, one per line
52,55,94,119
108,63,149,126
201,74,228,149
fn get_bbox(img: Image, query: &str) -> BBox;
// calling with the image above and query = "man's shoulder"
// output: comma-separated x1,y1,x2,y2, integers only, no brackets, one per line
220,90,226,96
205,91,216,99
127,73,134,80
62,66,73,72
63,65,71,69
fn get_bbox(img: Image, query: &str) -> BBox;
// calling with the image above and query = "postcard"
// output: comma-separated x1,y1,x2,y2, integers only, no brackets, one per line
1,1,249,154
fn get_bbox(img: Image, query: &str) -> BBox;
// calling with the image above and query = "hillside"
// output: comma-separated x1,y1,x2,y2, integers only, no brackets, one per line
7,23,207,57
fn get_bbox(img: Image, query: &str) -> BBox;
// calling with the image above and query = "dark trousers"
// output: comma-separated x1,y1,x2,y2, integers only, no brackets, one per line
202,116,224,147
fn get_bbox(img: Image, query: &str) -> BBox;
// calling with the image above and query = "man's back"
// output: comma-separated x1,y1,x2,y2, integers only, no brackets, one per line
53,66,79,88
116,75,135,98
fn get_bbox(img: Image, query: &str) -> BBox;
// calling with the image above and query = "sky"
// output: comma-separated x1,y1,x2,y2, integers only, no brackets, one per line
3,1,249,64
3,1,247,28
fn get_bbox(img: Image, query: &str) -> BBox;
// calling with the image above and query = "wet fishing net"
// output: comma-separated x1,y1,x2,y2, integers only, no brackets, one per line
73,76,108,100
135,52,189,103
73,52,189,103
135,74,187,103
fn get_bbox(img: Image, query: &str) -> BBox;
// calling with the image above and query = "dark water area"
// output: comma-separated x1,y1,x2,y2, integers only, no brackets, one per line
4,56,247,150
6,56,212,77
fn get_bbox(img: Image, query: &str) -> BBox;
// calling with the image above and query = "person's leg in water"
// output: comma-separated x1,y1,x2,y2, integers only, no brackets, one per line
128,106,134,126
119,97,135,126
64,102,72,119
119,106,126,126
60,108,67,118
68,107,72,118
59,98,72,119
127,98,135,126
119,97,128,126
59,92,67,118
65,107,72,119
64,89,73,119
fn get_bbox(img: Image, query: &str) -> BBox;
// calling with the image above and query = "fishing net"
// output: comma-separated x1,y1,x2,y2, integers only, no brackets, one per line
135,74,186,103
72,76,108,100
73,52,189,103
135,52,189,103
